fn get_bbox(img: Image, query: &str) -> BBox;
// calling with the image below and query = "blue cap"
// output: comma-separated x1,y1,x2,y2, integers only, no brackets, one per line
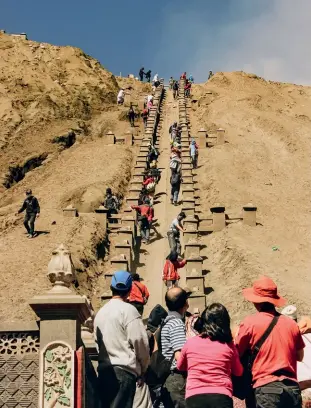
111,270,132,292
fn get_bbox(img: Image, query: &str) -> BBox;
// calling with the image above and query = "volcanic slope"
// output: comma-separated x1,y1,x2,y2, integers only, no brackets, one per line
190,72,311,322
0,34,149,321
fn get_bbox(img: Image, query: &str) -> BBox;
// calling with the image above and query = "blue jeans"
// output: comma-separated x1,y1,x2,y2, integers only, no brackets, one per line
24,212,36,235
171,185,180,203
139,218,150,242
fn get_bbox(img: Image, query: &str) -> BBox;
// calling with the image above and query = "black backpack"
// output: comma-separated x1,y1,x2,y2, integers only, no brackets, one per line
145,318,175,390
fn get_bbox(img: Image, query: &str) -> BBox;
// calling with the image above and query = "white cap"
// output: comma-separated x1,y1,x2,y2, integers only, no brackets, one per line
281,305,297,320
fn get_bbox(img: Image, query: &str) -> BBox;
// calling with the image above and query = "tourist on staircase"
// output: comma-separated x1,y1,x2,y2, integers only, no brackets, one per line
177,303,243,408
104,188,120,224
167,212,186,255
142,108,149,128
128,104,136,127
17,189,40,238
181,72,187,80
162,250,187,289
184,80,192,98
139,67,145,81
235,276,305,408
173,81,179,99
145,70,152,83
208,70,214,80
129,273,150,316
94,270,150,408
160,287,190,408
190,139,198,169
131,198,153,244
169,121,178,135
169,77,174,89
170,168,182,206
170,148,181,173
188,74,194,83
117,88,125,105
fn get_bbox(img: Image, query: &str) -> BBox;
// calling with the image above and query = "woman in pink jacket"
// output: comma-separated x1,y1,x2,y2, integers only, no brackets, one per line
177,303,243,408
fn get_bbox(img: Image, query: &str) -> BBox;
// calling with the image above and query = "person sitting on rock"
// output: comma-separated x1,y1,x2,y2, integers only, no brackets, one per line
104,188,120,223
17,189,40,238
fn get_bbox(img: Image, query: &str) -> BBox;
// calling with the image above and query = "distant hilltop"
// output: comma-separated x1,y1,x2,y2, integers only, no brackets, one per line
0,29,28,40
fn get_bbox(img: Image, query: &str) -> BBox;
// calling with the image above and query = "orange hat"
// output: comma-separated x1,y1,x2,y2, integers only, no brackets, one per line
242,275,286,307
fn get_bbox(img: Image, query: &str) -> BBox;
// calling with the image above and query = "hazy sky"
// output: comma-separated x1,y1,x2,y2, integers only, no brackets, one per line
1,0,310,85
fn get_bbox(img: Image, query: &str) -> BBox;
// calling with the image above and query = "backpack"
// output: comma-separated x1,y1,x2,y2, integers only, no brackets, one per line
170,158,180,170
146,182,156,192
145,317,175,390
170,172,180,186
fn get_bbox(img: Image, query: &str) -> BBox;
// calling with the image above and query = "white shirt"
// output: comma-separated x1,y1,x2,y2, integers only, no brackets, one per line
117,90,125,99
153,74,159,82
147,95,153,103
94,298,150,376
298,333,311,383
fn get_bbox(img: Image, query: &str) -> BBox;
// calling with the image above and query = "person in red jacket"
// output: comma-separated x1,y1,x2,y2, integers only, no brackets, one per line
128,273,150,316
162,250,187,289
131,199,153,244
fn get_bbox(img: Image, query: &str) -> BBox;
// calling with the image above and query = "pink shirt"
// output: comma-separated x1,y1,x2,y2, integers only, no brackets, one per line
177,336,243,399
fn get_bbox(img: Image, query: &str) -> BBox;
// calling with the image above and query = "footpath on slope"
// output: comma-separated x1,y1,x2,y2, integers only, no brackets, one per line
136,90,181,317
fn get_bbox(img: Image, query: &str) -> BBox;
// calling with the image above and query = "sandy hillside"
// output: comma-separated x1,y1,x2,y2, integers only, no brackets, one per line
0,34,149,321
190,72,311,322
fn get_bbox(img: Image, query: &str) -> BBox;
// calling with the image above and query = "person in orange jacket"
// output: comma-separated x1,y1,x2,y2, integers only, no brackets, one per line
162,250,187,289
131,199,153,244
128,273,150,316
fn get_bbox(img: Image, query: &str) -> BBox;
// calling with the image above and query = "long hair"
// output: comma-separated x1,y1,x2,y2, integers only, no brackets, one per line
194,303,233,344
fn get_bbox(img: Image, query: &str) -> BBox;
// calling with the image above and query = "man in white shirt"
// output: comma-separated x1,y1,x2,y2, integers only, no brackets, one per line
153,73,159,83
95,270,150,408
167,212,186,255
117,89,125,105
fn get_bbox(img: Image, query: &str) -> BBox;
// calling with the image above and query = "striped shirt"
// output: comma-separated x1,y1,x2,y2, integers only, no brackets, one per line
161,311,187,370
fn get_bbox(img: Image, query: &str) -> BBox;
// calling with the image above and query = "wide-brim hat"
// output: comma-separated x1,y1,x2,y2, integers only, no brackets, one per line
242,275,286,307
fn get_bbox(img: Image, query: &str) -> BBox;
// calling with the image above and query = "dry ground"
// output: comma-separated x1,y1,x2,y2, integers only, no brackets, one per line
0,34,150,321
190,72,311,322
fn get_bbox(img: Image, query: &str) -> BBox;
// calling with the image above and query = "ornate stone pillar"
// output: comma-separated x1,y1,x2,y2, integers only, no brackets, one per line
29,244,93,408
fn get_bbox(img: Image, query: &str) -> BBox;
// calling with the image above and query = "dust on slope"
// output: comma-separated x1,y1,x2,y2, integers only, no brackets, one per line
0,34,150,321
0,32,118,184
0,142,133,321
190,72,311,322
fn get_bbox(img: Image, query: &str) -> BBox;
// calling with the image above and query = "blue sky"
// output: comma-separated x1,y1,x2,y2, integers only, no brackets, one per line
2,0,311,85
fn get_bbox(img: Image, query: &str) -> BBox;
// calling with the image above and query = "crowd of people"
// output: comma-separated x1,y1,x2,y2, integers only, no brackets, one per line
16,71,311,408
95,271,311,408
169,73,194,99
